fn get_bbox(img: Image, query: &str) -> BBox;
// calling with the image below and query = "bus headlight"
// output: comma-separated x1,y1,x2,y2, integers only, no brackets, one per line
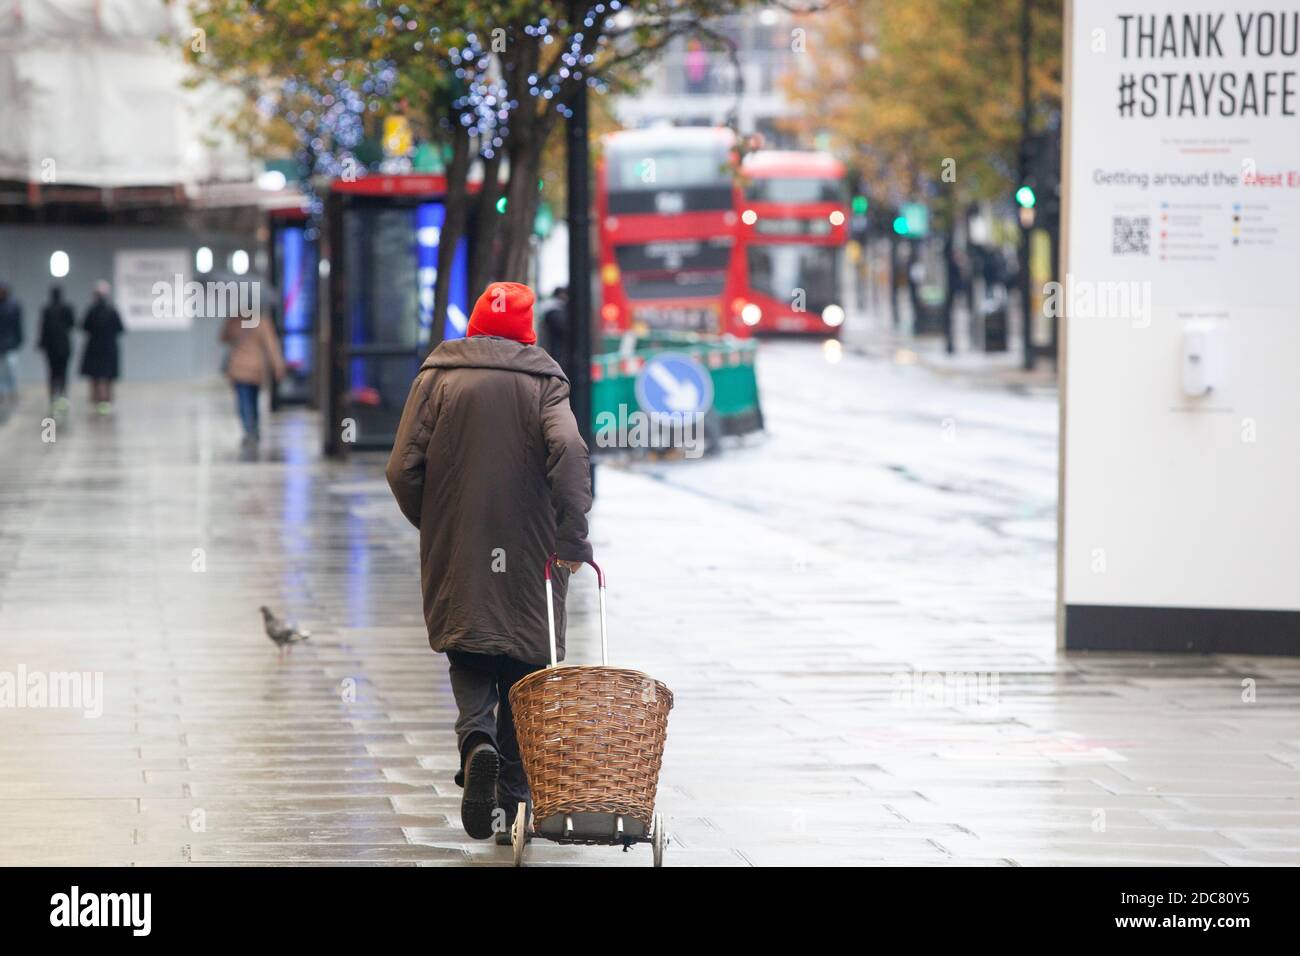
741,303,762,326
821,304,845,328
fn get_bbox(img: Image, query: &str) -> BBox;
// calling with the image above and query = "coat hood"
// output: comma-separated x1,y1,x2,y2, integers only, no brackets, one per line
421,335,567,383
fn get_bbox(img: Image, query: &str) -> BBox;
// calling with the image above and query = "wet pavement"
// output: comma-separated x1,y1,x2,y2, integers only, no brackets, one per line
1,341,1298,866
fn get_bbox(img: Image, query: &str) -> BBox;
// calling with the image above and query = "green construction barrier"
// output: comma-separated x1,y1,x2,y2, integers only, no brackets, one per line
591,332,763,444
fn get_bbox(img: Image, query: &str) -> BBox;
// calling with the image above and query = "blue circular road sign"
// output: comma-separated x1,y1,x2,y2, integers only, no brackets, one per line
634,352,714,417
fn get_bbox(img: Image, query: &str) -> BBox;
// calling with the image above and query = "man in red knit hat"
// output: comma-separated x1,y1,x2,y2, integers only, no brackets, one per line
386,280,593,842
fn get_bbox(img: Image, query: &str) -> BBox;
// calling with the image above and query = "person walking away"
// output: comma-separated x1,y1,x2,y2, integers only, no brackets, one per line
0,283,23,408
79,281,125,415
38,287,75,412
538,285,569,364
220,312,286,445
385,280,593,842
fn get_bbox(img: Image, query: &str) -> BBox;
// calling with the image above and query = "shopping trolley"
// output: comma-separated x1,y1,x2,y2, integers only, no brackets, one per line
507,555,674,866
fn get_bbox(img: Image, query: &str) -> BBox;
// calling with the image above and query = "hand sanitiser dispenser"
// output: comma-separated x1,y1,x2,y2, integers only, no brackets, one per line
1181,324,1217,397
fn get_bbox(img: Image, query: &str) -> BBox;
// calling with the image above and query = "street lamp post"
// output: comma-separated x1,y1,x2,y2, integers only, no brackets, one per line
566,78,596,494
1019,0,1035,371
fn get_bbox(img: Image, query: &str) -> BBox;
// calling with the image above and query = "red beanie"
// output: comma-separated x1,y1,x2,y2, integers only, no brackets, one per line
467,281,537,345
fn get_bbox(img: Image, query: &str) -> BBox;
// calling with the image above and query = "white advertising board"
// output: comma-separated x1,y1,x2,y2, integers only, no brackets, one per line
113,249,191,331
1061,1,1300,650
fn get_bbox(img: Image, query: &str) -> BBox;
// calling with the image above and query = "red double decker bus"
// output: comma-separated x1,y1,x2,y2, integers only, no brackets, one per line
597,127,749,337
736,150,849,335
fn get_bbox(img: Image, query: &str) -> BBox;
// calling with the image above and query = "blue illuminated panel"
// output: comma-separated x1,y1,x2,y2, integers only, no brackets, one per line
415,202,470,343
278,225,314,373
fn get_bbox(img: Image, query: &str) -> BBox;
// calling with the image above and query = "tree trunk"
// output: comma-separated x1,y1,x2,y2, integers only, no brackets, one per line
430,121,471,354
889,234,900,329
499,125,545,282
965,218,977,329
942,229,957,354
906,240,923,333
469,150,503,296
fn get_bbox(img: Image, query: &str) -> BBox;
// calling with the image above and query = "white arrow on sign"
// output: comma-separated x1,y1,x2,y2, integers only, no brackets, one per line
647,362,700,413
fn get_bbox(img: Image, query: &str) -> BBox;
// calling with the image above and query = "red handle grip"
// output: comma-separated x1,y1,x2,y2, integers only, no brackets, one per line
545,551,604,587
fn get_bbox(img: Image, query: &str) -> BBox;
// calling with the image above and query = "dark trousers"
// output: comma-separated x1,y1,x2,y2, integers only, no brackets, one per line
447,650,542,810
45,353,69,400
233,383,260,437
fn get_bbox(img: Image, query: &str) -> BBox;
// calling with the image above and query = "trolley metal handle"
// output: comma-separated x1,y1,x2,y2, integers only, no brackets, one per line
544,552,607,668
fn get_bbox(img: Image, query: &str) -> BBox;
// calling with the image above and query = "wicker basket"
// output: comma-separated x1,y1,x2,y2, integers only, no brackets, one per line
510,663,673,833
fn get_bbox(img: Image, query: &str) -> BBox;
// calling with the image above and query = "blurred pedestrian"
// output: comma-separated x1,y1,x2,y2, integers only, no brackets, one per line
684,37,709,93
38,287,75,411
220,312,285,445
982,247,1007,292
79,281,124,415
385,280,593,843
0,283,23,407
538,285,569,362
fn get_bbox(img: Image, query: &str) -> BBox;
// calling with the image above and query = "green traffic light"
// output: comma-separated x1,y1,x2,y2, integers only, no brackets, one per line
852,195,868,215
1015,185,1036,209
892,215,909,236
496,196,508,214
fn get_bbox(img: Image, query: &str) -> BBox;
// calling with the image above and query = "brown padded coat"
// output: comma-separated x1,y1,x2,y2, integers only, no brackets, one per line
221,316,286,386
385,335,593,665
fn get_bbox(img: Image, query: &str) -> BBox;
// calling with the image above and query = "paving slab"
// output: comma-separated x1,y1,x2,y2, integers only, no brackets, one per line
1,342,1298,865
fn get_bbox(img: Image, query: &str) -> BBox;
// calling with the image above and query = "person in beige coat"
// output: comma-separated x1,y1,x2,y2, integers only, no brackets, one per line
221,314,286,443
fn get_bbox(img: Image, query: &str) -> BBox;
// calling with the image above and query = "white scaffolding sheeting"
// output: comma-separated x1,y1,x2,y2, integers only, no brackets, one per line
0,0,252,187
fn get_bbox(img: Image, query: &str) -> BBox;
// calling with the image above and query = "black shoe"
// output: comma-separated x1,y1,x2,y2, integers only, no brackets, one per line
461,743,501,840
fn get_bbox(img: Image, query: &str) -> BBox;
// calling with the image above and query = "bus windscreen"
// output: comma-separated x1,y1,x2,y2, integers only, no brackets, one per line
605,143,734,214
746,244,840,312
743,177,847,204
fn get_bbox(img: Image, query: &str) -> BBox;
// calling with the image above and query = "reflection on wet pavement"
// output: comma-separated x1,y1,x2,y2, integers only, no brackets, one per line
1,348,1297,866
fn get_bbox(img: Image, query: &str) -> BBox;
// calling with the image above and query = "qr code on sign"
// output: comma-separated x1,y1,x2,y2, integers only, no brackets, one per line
1112,215,1150,255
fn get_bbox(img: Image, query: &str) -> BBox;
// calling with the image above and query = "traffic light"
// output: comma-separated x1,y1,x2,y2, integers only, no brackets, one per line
1019,130,1061,227
496,196,508,214
533,201,554,238
894,203,928,238
850,194,869,240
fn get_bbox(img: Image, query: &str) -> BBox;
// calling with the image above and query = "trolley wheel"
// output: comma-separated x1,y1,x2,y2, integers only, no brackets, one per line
652,812,666,868
511,802,528,867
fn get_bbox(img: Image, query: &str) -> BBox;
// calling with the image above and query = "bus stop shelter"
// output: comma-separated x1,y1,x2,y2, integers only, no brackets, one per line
322,175,474,455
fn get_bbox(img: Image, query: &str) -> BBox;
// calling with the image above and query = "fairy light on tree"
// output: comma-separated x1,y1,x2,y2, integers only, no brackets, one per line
187,0,769,348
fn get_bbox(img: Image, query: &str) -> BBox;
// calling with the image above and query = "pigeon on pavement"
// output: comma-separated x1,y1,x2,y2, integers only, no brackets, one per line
260,606,310,658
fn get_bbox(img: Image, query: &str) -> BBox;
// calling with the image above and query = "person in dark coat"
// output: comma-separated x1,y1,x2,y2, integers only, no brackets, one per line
538,285,569,364
38,287,75,409
79,281,125,414
386,280,593,841
0,283,22,407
